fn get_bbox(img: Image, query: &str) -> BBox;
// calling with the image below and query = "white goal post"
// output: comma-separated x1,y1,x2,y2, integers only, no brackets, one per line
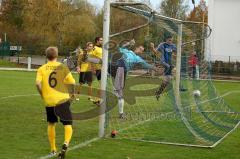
98,1,239,149
99,0,111,138
99,0,185,139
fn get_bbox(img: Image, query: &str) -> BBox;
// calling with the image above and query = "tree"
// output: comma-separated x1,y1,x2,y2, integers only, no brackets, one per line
23,0,67,46
188,0,208,22
23,0,98,53
0,0,33,46
0,0,103,55
187,0,208,60
159,0,189,20
0,0,26,30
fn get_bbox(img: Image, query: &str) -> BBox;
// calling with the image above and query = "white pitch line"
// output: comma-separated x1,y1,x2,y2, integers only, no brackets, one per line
0,94,39,100
110,90,240,147
38,138,100,159
193,90,240,107
38,90,240,158
0,93,101,159
0,67,37,71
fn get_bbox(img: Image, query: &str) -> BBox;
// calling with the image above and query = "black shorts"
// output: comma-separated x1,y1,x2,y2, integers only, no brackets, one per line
45,101,72,125
109,59,127,78
108,64,118,78
164,65,173,76
96,70,101,81
79,71,93,84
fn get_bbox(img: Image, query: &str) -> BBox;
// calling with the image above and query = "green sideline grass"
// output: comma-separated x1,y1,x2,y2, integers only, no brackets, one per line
0,70,239,159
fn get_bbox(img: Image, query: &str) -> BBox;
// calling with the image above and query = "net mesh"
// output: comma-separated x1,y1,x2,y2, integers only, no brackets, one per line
105,2,240,147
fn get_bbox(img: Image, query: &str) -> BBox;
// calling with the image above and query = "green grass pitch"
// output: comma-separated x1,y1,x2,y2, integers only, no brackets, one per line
0,70,240,159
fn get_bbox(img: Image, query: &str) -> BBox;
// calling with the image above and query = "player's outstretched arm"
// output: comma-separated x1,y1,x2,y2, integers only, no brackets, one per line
150,42,161,58
122,39,135,48
136,56,157,71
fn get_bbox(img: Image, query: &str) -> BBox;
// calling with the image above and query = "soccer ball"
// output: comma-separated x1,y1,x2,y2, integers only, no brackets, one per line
193,90,201,97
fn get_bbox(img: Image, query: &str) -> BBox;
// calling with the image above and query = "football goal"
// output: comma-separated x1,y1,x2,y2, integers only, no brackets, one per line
99,0,240,148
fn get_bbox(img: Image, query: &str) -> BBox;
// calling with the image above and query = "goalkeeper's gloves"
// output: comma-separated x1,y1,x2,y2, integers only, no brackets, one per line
129,39,136,46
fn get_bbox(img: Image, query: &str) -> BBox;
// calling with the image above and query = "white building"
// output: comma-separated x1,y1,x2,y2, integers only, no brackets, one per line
208,0,240,62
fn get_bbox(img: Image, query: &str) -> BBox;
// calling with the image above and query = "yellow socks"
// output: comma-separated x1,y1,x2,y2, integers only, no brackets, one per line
48,124,72,152
48,123,56,152
64,125,73,145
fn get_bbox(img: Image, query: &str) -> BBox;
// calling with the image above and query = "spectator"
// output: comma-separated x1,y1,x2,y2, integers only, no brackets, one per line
188,51,198,79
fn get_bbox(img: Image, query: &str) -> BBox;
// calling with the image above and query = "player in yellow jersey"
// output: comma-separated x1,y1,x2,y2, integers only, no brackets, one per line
36,47,75,159
92,37,103,105
92,37,103,80
77,42,94,101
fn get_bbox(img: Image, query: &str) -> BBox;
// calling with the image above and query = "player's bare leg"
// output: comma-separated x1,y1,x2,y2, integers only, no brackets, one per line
155,76,171,101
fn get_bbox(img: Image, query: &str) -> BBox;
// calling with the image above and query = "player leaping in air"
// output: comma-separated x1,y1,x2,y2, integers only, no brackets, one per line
86,39,156,118
36,47,75,159
150,35,177,101
109,39,156,119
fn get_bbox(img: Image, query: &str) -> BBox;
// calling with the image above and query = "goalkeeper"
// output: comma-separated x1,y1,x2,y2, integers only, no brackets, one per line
109,39,156,119
150,35,177,100
86,39,156,118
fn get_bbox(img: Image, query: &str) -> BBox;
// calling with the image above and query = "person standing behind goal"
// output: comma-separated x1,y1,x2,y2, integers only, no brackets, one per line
188,50,198,79
36,47,76,159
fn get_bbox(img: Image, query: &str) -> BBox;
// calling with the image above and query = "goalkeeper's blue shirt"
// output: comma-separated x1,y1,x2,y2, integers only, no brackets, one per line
119,47,152,71
157,42,177,65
